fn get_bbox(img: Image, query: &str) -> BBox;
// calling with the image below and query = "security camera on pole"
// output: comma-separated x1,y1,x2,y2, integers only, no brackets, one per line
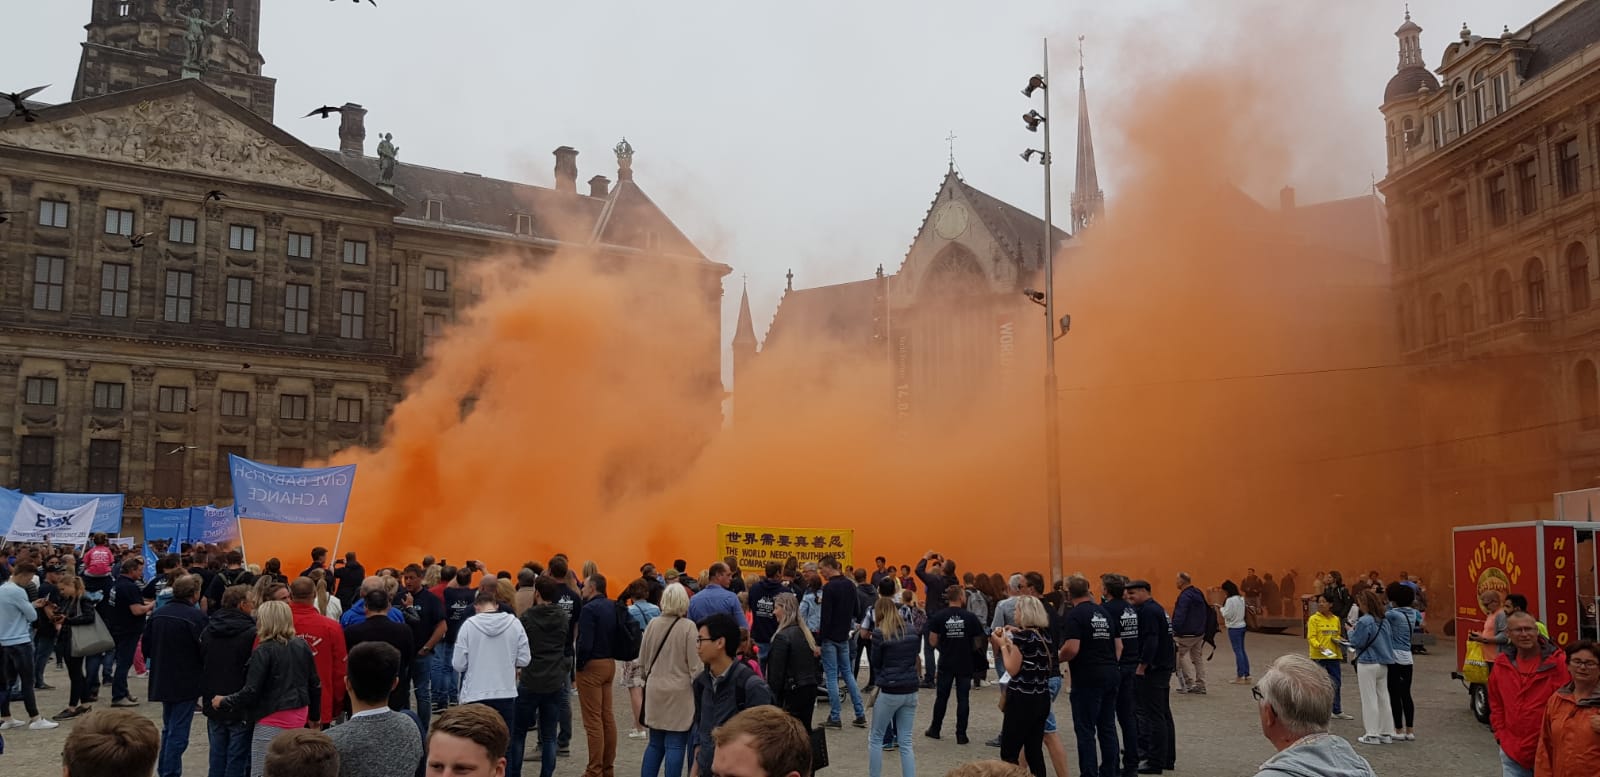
1020,39,1065,585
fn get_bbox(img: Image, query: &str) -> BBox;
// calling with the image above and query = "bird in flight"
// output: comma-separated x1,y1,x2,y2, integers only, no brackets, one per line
304,105,346,119
205,189,226,201
166,445,198,456
128,231,155,248
332,0,379,5
2,85,48,122
0,210,22,225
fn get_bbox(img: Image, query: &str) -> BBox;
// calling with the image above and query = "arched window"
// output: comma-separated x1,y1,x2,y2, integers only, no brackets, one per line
1457,284,1476,333
1402,116,1415,148
1429,293,1447,343
1568,242,1591,311
1526,257,1547,317
1492,269,1514,323
1454,81,1469,134
1472,70,1488,124
1386,121,1396,160
921,243,986,299
1579,360,1600,430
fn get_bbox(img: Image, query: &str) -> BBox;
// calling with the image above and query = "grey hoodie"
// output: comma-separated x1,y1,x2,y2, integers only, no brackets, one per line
1253,733,1376,777
452,610,530,703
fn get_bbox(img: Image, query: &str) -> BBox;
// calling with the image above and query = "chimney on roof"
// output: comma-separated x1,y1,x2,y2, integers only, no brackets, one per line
553,146,579,194
588,175,611,198
338,103,367,156
1279,185,1296,211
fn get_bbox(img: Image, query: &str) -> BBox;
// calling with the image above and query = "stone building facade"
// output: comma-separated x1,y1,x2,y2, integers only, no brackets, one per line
1379,0,1600,522
0,1,726,525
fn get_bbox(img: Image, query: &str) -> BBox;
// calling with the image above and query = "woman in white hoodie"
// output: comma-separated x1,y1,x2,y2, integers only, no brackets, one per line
453,586,530,760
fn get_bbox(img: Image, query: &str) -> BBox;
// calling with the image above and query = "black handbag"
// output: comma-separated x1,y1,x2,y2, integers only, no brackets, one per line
810,725,829,771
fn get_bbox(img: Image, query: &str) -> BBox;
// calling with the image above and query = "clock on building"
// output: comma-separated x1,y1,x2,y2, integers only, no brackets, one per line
933,201,970,239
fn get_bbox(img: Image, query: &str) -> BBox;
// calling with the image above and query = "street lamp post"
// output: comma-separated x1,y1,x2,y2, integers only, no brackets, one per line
1022,39,1064,585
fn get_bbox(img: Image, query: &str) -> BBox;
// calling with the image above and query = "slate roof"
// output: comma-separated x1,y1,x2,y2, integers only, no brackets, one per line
1385,67,1440,103
952,174,1071,271
1282,194,1388,266
322,151,708,260
762,278,881,351
1525,0,1600,80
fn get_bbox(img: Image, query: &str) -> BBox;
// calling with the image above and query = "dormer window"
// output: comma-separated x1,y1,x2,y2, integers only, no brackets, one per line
1453,81,1469,135
425,200,443,221
1492,71,1509,113
514,214,533,235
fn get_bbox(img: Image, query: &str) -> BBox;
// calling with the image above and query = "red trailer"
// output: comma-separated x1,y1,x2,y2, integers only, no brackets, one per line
1450,520,1600,723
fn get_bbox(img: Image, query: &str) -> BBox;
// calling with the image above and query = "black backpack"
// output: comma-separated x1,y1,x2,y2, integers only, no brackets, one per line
613,600,643,661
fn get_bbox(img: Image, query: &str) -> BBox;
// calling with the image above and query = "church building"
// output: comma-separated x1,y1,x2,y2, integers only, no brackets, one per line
0,0,727,526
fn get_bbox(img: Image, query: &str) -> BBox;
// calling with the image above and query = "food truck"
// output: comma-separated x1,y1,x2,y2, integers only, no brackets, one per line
1451,499,1600,723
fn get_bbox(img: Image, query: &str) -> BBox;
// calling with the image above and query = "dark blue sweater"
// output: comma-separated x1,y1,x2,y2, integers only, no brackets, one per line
820,576,858,643
575,596,616,669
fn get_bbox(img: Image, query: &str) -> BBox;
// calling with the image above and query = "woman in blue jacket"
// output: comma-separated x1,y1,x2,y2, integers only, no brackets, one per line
868,597,921,777
1349,588,1396,746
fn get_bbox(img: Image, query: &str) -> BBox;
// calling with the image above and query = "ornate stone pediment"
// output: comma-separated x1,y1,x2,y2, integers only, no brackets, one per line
0,92,365,199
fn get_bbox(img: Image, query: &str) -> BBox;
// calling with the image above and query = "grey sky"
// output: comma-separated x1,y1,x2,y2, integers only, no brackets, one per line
8,0,1511,357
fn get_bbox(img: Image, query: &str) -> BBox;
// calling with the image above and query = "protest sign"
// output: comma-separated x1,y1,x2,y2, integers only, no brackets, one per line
229,454,355,524
0,488,123,535
6,496,98,546
716,523,854,569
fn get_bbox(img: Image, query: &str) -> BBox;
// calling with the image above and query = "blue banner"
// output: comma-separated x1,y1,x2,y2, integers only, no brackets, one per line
228,454,355,525
188,505,240,545
0,488,123,535
141,508,189,582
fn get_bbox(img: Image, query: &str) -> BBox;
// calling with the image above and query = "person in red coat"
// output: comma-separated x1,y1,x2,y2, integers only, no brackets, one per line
288,577,347,725
1488,610,1569,777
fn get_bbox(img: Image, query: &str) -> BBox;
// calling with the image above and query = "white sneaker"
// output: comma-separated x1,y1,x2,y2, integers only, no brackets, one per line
1380,735,1394,744
0,720,25,730
29,718,59,730
1403,733,1416,741
1333,712,1355,720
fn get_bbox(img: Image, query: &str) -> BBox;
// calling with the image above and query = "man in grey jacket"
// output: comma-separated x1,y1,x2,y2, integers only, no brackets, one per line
1251,654,1376,777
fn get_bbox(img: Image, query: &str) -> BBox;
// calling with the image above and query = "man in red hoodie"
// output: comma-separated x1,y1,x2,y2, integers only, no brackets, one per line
1488,610,1569,777
289,577,347,726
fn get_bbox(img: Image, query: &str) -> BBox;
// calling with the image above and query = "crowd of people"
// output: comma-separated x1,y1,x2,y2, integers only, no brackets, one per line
3,538,1599,777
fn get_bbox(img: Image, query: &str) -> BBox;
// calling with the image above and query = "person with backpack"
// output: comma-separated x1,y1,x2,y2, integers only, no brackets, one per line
620,580,660,741
205,551,256,613
1170,573,1209,695
82,534,116,598
576,573,633,777
691,612,774,777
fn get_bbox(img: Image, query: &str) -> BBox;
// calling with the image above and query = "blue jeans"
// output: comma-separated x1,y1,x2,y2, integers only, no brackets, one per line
207,718,252,777
821,639,864,721
868,691,916,777
412,655,434,729
431,643,457,706
111,634,138,702
1068,671,1120,777
558,670,573,748
32,633,55,686
642,727,691,777
1500,748,1533,777
159,700,196,777
755,641,771,674
511,688,563,777
1043,675,1063,734
1228,627,1249,678
1317,659,1343,715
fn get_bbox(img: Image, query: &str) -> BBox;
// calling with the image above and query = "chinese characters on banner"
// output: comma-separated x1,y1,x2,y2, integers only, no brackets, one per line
716,524,853,569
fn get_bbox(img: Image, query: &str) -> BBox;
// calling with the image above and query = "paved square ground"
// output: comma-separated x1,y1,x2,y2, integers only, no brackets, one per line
0,633,1499,776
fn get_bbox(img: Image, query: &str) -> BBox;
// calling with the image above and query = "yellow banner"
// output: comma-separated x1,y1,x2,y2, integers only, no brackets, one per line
717,524,853,569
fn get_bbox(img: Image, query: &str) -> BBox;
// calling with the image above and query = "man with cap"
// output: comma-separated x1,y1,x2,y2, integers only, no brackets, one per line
1128,579,1177,774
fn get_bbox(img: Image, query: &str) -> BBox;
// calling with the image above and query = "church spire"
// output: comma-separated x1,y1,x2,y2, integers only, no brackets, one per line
1070,36,1104,232
732,280,758,394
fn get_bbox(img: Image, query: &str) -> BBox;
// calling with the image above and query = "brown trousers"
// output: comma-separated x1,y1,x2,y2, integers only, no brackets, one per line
576,659,618,777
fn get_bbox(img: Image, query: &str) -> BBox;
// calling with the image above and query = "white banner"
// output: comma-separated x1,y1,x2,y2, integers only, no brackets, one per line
5,495,98,546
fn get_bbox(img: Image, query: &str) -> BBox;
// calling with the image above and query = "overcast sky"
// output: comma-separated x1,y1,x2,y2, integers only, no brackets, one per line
8,0,1514,354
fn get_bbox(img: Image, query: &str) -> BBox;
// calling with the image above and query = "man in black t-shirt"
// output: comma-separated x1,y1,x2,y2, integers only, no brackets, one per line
103,557,151,706
1101,574,1143,777
546,555,581,755
438,567,477,709
31,563,63,689
925,584,983,743
402,564,446,728
1060,574,1121,777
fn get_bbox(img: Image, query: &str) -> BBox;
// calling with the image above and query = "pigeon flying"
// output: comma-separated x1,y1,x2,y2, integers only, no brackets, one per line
2,85,49,122
304,105,345,119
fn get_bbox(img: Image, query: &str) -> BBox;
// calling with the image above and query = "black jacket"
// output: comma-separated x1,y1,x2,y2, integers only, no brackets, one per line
141,599,209,703
219,637,322,723
201,608,258,721
765,624,821,704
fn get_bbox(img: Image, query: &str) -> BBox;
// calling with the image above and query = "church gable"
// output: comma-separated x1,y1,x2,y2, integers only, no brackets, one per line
891,173,1020,307
0,85,370,200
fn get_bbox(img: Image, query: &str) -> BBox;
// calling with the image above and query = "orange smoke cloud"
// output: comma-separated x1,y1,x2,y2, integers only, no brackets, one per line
246,6,1449,593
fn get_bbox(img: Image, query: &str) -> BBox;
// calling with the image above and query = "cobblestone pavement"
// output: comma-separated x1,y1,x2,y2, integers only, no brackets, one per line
0,633,1500,776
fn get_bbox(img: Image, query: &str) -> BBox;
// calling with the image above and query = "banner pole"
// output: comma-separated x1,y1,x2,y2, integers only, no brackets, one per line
330,522,346,565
